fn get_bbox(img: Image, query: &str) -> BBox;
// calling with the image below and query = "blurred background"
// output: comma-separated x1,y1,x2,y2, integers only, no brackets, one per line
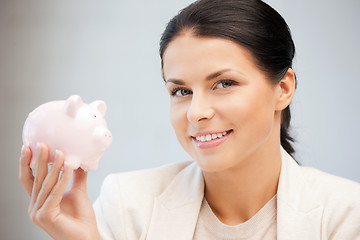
1,0,359,239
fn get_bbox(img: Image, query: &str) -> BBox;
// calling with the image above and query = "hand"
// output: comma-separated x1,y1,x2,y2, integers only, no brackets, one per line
19,143,101,240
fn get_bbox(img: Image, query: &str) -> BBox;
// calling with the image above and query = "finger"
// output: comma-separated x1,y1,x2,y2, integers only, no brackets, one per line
30,143,49,207
19,145,34,197
43,160,72,209
33,150,64,211
72,167,88,192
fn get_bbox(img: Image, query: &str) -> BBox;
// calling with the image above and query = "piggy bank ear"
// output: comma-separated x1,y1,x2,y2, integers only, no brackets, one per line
64,95,83,118
91,100,107,116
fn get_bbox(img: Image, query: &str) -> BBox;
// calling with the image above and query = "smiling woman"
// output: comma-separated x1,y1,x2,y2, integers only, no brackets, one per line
163,35,294,176
18,0,360,239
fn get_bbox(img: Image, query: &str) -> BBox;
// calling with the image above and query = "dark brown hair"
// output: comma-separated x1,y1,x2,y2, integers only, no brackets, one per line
160,0,297,158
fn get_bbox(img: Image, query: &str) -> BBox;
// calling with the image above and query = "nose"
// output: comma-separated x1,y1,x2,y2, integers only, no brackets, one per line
93,126,113,149
103,130,112,145
187,93,215,124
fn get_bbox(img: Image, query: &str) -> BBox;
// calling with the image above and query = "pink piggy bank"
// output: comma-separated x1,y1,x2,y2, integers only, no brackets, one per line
22,95,112,171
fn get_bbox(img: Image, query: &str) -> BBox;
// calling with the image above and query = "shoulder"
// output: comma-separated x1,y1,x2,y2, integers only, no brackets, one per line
93,161,195,238
299,165,360,238
299,165,360,202
100,160,194,197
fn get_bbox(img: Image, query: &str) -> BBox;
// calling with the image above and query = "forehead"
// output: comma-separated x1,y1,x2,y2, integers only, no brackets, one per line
162,33,260,80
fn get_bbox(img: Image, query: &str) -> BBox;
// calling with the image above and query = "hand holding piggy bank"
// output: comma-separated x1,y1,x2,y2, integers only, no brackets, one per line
22,95,112,171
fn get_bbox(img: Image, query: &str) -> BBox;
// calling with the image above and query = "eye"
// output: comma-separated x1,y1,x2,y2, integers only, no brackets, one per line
94,114,97,118
171,87,192,97
214,80,238,89
215,80,236,89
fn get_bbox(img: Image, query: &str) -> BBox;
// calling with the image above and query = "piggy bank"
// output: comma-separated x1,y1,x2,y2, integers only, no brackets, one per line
22,95,112,171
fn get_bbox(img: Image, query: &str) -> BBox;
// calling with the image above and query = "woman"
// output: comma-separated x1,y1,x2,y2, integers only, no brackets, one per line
19,0,360,239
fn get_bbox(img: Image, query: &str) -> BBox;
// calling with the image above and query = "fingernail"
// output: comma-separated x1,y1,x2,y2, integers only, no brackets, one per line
36,142,42,151
36,142,42,157
63,161,70,172
55,150,60,161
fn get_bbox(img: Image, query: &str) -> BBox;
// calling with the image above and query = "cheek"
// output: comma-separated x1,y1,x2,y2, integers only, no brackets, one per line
169,103,192,153
228,89,275,135
241,93,276,139
169,103,188,134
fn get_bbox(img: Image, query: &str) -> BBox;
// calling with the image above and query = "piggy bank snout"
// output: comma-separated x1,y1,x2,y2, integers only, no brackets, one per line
93,126,112,148
103,129,113,145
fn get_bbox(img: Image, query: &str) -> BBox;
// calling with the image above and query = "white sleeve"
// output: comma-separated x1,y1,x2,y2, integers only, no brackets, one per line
93,174,126,240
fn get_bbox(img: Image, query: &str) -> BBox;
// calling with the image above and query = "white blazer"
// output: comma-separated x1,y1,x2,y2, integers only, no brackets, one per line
93,148,360,239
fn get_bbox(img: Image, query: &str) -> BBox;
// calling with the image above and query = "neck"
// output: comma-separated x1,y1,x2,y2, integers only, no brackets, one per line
202,143,282,225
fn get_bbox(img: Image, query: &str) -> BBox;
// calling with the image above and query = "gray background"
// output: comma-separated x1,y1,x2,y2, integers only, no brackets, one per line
1,0,359,239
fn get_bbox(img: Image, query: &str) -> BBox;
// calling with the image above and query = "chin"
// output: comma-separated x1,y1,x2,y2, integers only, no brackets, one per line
193,154,235,173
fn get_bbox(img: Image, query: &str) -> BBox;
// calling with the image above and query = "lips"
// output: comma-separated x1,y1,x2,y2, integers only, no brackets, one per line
192,130,233,149
193,130,232,142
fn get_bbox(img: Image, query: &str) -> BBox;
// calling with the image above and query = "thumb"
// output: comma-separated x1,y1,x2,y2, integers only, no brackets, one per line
72,167,88,192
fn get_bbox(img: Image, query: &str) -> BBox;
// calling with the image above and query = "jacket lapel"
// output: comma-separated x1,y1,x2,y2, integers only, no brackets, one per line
146,162,204,240
147,148,325,240
277,148,324,240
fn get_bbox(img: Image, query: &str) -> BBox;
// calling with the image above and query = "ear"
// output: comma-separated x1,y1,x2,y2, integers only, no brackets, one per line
275,68,296,111
64,95,83,118
90,100,107,116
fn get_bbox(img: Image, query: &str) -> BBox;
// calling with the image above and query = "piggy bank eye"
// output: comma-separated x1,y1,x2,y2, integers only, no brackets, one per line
94,114,97,118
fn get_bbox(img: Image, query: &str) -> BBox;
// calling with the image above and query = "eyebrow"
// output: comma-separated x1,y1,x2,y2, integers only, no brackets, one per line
165,69,237,85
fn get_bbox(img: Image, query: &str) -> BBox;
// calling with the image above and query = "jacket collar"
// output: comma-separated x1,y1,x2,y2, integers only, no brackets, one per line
147,147,324,239
277,147,323,239
146,161,204,240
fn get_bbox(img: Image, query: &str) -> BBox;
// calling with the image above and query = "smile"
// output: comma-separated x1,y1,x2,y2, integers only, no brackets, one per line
194,130,232,142
192,130,233,149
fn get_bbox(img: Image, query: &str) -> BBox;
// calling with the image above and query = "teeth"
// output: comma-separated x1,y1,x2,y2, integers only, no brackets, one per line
195,131,230,142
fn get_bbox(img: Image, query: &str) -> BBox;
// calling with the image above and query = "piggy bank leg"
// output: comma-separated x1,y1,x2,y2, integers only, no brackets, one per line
80,162,98,171
65,156,81,170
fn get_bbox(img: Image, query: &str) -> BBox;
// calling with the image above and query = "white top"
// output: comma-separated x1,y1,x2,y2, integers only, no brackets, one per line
93,147,360,239
193,195,277,240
